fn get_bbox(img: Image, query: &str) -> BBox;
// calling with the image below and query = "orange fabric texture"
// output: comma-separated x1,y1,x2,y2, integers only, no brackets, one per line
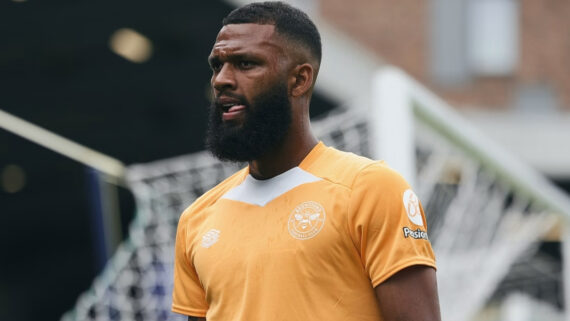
172,142,436,320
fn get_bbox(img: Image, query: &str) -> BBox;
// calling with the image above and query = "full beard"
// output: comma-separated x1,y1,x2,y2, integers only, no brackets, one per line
205,80,292,162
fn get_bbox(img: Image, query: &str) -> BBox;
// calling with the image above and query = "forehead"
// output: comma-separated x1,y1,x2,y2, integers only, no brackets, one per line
210,23,285,58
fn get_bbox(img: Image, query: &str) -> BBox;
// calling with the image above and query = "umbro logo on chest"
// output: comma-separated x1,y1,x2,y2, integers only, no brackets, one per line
201,229,221,248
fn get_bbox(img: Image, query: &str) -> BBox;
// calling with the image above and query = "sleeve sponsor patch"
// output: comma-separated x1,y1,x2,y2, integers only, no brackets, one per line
403,227,429,240
403,189,423,226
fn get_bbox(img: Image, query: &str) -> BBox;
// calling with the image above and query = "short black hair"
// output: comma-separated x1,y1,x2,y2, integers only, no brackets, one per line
222,1,322,63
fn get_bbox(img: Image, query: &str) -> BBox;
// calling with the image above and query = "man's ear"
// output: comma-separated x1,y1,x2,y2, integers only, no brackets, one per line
290,63,314,97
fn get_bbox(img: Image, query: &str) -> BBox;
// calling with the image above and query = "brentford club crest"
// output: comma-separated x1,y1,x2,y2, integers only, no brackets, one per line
288,201,326,240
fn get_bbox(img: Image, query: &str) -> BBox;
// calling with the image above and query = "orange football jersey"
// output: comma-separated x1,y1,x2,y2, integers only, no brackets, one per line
172,142,436,320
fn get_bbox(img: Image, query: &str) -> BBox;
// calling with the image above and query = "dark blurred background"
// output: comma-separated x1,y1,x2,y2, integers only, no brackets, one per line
0,1,335,320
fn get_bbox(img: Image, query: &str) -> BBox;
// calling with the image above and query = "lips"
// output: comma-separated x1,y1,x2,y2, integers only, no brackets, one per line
222,104,246,121
217,96,247,122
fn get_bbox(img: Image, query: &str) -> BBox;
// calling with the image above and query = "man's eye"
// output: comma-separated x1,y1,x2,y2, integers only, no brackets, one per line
238,61,255,69
211,63,222,72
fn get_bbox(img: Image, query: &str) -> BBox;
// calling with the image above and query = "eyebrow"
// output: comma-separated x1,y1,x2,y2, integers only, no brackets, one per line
208,56,220,67
208,53,260,66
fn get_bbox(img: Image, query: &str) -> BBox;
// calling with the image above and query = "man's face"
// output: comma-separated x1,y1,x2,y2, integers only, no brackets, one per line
205,24,293,162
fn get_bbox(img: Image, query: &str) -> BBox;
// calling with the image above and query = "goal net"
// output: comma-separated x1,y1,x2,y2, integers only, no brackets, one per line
62,67,570,321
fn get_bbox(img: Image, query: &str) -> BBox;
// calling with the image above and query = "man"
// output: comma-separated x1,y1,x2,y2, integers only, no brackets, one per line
172,2,440,320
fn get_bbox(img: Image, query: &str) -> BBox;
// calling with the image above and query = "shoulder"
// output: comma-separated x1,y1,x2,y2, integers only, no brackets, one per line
353,162,410,193
178,167,248,223
307,145,405,191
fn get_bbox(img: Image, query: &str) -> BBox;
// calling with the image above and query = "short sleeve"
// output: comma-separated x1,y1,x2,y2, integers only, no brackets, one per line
347,163,436,287
172,211,209,317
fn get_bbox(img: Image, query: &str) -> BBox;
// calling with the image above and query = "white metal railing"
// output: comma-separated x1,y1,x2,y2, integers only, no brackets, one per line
0,109,125,184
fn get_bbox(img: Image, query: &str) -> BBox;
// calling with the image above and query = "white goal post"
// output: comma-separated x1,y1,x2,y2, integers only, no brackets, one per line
372,66,570,321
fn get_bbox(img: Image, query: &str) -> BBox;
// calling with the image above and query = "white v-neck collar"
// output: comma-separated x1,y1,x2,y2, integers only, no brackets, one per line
221,167,321,206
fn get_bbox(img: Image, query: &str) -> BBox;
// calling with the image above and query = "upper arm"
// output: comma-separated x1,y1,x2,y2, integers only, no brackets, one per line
188,317,206,321
374,265,441,321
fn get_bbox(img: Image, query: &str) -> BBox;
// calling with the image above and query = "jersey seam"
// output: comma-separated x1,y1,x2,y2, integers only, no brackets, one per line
315,162,381,190
317,176,353,191
182,214,192,277
346,162,385,252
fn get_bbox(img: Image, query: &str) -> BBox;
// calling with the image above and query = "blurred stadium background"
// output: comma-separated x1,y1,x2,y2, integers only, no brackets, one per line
1,0,570,320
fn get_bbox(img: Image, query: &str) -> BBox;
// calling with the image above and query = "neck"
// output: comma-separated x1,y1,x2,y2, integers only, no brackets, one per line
248,120,318,180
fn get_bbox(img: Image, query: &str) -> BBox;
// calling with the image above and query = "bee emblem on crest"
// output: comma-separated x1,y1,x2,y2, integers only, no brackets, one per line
288,201,326,240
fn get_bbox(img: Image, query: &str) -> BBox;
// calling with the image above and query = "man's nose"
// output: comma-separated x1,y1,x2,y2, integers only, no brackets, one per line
212,64,236,91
